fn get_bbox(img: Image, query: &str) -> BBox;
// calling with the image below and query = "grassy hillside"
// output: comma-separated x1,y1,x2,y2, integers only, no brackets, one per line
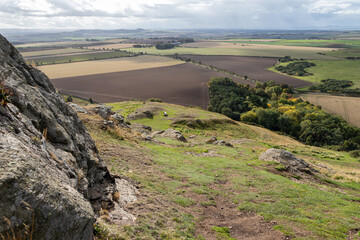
77,101,360,240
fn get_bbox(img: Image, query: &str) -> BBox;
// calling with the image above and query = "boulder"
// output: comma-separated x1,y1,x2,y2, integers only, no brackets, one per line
259,148,316,173
68,103,88,114
93,105,114,119
205,136,217,144
127,110,153,120
110,113,125,124
152,128,187,142
130,123,152,135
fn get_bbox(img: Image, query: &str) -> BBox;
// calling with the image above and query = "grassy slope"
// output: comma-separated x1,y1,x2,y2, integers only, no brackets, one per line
123,47,334,60
81,101,360,240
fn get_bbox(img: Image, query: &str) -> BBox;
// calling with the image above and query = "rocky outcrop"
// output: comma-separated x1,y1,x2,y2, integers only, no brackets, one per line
151,128,187,142
259,148,316,173
0,34,118,239
127,110,153,120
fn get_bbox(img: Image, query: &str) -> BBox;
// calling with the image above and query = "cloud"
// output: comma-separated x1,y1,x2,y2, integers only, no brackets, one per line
306,0,360,14
0,0,359,29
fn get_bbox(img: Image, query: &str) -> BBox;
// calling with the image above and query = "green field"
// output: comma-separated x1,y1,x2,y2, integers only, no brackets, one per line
326,47,360,58
124,46,335,59
223,39,360,48
32,51,134,65
270,60,360,87
83,101,360,239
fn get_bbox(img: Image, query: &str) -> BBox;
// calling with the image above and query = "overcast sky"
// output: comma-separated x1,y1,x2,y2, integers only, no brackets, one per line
1,0,360,30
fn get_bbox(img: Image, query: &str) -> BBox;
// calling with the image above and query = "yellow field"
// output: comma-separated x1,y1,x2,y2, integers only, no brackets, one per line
21,48,90,57
299,93,360,127
182,41,339,52
38,55,183,79
86,43,134,49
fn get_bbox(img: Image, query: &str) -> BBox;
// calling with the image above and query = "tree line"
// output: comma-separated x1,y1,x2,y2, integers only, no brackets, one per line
208,77,360,155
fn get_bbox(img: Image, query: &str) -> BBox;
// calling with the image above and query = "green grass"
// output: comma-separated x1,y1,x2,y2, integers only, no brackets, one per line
87,100,360,239
270,59,360,88
30,51,133,65
124,47,335,60
326,47,360,58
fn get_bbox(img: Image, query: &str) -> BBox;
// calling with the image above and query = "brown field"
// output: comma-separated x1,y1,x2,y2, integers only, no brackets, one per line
51,63,251,107
182,41,338,52
20,48,90,57
299,93,360,127
180,55,312,88
39,55,183,79
24,50,110,59
86,43,135,49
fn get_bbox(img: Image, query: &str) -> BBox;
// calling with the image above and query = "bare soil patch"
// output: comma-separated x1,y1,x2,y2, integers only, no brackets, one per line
181,55,312,88
52,63,250,107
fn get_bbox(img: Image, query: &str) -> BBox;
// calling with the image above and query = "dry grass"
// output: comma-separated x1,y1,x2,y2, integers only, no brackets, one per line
38,55,183,79
299,93,360,127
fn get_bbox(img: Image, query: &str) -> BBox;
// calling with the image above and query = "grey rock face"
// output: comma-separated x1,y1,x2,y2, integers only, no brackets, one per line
0,34,117,239
259,148,316,173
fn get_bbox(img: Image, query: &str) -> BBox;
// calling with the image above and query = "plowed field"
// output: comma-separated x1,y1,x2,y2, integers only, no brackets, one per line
52,63,250,107
180,55,312,88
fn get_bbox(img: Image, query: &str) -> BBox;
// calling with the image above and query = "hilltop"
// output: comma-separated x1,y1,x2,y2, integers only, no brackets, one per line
74,100,360,239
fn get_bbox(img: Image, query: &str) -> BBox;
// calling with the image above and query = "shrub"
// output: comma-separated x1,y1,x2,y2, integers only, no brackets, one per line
147,98,163,102
0,82,12,106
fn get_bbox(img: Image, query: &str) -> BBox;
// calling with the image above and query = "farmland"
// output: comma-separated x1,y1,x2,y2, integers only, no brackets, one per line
28,51,134,65
123,45,336,59
51,63,250,107
299,93,360,128
20,48,91,57
86,43,136,49
270,59,360,88
180,55,312,88
38,55,183,79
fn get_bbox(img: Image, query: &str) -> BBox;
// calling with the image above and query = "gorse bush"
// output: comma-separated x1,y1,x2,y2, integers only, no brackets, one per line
0,82,12,106
208,77,360,151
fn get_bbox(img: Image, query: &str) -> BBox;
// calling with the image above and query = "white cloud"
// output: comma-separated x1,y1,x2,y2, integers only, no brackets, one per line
306,0,360,14
0,0,359,29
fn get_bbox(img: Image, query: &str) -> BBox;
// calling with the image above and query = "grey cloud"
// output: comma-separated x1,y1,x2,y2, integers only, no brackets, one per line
0,0,360,29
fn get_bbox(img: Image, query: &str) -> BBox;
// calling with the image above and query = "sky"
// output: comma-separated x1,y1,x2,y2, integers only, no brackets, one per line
0,0,360,30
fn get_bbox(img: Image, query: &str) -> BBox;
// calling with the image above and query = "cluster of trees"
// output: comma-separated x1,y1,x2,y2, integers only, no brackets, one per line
275,61,315,76
132,44,152,48
345,57,360,60
309,79,360,96
278,56,301,63
208,77,360,152
207,78,292,120
155,42,176,50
